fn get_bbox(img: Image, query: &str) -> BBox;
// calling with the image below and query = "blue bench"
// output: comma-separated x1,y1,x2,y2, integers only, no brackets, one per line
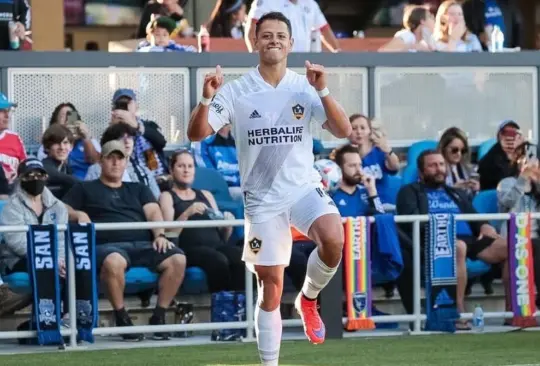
4,266,209,295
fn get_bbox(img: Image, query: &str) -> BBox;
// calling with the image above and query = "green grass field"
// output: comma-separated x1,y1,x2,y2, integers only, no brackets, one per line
1,332,540,366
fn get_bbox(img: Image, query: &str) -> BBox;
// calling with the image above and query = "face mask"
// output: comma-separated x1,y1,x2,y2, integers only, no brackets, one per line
20,179,46,196
174,179,190,190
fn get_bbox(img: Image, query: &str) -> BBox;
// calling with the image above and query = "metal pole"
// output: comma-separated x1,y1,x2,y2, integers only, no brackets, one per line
67,243,78,348
412,220,422,333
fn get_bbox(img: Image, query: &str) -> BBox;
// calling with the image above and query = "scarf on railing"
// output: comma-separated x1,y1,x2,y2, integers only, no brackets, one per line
343,217,375,331
424,213,459,333
371,214,403,283
508,213,538,327
66,223,99,343
27,224,63,345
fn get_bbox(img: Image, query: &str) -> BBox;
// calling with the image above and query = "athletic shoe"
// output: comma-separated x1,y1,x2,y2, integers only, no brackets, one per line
115,309,144,342
295,293,325,345
149,313,170,340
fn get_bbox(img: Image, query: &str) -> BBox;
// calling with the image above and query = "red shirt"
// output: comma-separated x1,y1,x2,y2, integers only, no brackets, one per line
0,130,26,181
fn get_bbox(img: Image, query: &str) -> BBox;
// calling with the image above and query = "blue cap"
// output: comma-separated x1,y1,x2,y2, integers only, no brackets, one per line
0,93,17,110
112,88,137,103
17,158,46,177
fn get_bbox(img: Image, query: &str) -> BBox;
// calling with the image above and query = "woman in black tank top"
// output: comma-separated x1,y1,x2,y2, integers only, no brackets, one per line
159,150,245,292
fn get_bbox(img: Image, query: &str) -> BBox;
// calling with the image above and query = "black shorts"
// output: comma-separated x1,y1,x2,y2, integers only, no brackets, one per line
96,241,184,271
458,235,496,260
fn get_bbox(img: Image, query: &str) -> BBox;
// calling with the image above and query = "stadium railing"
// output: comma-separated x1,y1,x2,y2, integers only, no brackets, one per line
0,212,536,349
0,51,537,152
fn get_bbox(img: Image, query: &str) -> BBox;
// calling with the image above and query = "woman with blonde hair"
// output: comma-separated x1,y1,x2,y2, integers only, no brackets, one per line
437,127,480,193
432,0,482,52
379,5,435,52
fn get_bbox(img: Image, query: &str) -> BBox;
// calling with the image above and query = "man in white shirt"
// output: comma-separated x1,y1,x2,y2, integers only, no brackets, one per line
245,0,340,53
187,11,350,366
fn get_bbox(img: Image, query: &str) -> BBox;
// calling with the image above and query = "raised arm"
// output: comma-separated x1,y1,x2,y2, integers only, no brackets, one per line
306,60,351,139
187,65,226,142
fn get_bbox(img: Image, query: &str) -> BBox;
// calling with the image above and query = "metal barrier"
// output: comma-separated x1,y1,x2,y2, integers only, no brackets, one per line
0,212,537,349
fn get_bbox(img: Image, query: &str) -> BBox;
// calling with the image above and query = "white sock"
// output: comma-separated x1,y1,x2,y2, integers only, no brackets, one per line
255,305,282,365
301,249,340,300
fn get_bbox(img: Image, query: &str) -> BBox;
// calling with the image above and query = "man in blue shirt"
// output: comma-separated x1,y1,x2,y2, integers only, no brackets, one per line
331,144,384,217
331,144,414,313
397,149,510,328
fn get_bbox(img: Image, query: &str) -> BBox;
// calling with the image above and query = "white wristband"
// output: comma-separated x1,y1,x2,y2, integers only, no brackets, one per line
317,87,330,98
200,97,212,106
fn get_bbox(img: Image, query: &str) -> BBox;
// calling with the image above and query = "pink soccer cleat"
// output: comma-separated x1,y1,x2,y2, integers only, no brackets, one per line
295,294,326,345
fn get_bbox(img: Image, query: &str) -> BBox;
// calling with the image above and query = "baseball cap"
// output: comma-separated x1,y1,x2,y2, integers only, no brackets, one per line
0,93,17,110
498,119,521,133
101,140,127,158
17,158,46,177
112,88,137,103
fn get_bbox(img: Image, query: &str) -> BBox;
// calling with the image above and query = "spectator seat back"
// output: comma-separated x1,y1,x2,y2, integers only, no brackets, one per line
477,138,497,162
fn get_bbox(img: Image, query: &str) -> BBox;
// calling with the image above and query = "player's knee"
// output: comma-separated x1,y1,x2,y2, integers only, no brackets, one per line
100,253,127,280
456,240,467,260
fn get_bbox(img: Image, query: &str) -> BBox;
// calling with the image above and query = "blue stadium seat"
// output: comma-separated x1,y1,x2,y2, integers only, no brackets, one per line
473,189,499,228
384,175,403,205
193,167,244,241
4,267,209,295
465,189,499,279
401,164,419,185
406,140,438,165
477,138,497,162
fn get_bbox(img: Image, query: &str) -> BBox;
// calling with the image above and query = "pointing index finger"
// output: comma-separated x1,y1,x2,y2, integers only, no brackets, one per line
216,65,222,76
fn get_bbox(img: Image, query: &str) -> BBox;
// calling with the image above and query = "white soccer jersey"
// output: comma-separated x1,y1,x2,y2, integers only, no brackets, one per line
208,68,327,223
249,0,328,53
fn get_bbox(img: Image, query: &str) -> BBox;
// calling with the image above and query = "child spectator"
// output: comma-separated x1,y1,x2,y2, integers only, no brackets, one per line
137,16,196,53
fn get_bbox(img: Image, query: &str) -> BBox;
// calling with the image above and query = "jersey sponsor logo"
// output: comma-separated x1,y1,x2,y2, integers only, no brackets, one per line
210,101,224,114
292,104,305,120
249,110,261,119
248,237,262,254
247,126,304,146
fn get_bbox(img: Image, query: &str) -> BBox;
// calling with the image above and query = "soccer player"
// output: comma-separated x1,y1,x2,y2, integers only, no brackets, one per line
187,11,350,366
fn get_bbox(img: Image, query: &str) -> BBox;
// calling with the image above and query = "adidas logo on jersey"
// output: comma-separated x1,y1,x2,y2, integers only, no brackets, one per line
249,110,261,119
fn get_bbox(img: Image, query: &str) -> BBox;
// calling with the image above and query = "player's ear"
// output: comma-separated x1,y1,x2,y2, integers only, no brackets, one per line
289,36,294,50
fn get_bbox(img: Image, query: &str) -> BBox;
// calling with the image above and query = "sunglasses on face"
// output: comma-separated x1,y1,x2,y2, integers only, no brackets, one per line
450,146,467,154
500,129,520,137
20,172,46,181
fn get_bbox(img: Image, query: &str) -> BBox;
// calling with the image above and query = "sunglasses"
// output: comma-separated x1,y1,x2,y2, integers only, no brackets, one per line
450,146,468,154
500,129,521,137
20,172,47,181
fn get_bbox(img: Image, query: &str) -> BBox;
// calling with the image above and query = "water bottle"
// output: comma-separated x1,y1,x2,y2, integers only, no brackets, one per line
472,304,485,332
8,21,19,50
490,25,504,52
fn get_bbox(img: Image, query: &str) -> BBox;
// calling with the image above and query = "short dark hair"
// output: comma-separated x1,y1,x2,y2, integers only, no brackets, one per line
100,123,138,146
255,11,292,37
333,144,360,168
42,124,74,151
417,149,442,173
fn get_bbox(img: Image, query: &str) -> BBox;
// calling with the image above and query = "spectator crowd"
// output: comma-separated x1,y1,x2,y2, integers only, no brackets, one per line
0,0,536,343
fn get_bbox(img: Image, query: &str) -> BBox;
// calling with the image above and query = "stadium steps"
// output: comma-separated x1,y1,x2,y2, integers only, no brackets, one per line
0,282,508,332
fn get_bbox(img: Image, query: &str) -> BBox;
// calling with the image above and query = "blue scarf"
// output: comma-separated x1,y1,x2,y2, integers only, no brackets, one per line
424,213,459,333
372,214,403,283
27,225,63,346
66,223,98,343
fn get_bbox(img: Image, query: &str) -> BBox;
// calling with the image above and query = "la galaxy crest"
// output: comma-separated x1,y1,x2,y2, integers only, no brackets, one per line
249,237,262,254
292,104,305,120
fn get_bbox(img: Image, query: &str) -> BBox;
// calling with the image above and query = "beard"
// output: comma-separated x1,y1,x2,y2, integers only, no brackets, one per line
342,174,362,186
422,173,446,188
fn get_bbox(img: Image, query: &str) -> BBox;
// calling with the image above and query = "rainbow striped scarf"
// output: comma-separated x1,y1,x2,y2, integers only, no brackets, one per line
508,213,538,327
343,217,375,331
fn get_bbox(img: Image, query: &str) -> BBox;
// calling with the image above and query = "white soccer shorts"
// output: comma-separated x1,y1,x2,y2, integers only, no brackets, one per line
242,185,340,271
